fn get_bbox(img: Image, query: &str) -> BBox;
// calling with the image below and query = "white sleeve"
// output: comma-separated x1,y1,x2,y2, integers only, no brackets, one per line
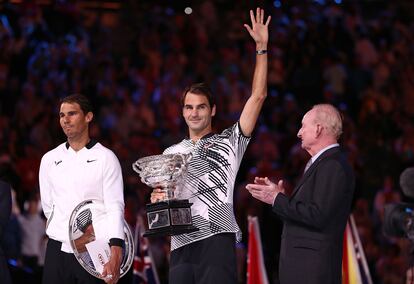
102,150,125,240
39,154,53,219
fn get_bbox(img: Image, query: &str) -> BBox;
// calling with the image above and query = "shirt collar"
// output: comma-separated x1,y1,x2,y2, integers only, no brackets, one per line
311,143,339,163
186,132,215,142
65,139,97,150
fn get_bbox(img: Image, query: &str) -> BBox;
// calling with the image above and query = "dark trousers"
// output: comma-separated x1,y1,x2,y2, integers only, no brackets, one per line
42,239,104,284
169,233,237,284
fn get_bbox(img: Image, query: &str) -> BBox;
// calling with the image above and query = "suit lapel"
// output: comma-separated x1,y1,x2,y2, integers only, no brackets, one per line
290,147,340,198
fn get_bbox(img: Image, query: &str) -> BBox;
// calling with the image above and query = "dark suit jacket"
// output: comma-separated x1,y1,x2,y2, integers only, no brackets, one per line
273,147,355,284
0,180,12,284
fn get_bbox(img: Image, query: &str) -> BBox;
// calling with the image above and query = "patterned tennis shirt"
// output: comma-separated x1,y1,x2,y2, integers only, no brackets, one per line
163,122,250,251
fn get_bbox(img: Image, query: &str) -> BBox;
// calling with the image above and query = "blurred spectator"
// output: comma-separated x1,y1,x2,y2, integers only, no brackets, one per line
17,192,46,281
1,189,22,278
373,175,401,222
0,180,12,284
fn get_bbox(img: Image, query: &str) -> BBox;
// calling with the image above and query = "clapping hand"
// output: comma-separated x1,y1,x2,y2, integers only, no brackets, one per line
246,177,285,205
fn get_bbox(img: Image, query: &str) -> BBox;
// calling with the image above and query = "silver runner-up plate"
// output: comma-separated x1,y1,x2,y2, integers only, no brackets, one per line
68,199,134,279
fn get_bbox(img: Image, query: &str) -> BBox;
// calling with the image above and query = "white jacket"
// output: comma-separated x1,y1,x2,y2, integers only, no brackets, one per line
39,141,124,253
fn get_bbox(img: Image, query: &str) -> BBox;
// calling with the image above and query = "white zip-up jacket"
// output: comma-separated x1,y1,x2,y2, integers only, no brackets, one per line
39,140,124,253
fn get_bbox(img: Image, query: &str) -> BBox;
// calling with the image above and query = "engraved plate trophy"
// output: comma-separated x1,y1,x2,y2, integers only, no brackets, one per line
133,153,198,237
68,199,134,280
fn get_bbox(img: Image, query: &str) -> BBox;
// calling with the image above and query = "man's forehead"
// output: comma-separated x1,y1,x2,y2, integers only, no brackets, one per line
60,102,81,112
303,109,315,122
184,93,209,105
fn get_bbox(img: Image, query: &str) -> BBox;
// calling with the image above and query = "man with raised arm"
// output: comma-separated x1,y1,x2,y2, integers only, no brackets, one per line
151,8,271,284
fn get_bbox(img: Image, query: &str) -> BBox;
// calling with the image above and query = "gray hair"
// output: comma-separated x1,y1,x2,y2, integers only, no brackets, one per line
312,104,343,139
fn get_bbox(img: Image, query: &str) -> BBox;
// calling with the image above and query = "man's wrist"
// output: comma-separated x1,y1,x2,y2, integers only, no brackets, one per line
109,238,124,248
256,50,267,55
272,192,280,206
256,43,268,50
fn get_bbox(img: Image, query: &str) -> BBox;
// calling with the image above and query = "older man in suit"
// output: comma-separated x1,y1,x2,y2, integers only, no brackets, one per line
246,104,355,284
0,180,12,284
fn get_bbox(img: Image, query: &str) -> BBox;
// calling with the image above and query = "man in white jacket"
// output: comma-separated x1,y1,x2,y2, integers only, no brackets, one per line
39,94,124,284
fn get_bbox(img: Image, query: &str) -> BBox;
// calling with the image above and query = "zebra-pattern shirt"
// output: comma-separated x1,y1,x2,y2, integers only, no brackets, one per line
163,122,250,251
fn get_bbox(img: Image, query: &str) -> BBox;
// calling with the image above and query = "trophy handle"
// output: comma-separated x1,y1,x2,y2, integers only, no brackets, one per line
132,162,140,174
184,152,193,163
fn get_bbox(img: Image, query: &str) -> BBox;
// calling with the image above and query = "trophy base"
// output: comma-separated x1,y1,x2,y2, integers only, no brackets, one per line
143,225,198,237
144,200,199,237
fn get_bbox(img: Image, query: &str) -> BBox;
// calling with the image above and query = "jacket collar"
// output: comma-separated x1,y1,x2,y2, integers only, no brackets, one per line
290,146,341,198
65,139,97,150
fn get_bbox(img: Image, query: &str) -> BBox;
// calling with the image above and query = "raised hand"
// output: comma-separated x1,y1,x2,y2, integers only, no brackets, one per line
244,8,271,47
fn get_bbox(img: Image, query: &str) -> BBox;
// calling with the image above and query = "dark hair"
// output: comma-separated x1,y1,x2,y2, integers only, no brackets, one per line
60,94,93,114
181,83,216,108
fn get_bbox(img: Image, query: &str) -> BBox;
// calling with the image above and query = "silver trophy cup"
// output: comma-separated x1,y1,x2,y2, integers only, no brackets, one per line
132,153,198,237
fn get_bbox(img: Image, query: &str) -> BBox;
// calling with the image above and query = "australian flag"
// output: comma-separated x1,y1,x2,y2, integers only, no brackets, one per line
133,217,160,284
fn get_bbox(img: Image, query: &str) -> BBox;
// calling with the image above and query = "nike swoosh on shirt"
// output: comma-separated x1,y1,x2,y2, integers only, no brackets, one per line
203,142,214,149
86,159,97,163
55,160,62,165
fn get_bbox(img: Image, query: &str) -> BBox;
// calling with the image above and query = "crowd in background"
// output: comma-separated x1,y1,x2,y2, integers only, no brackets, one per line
1,0,414,283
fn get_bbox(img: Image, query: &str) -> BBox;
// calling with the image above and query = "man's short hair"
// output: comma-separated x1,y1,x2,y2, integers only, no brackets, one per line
312,104,343,139
181,83,216,108
60,94,93,115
